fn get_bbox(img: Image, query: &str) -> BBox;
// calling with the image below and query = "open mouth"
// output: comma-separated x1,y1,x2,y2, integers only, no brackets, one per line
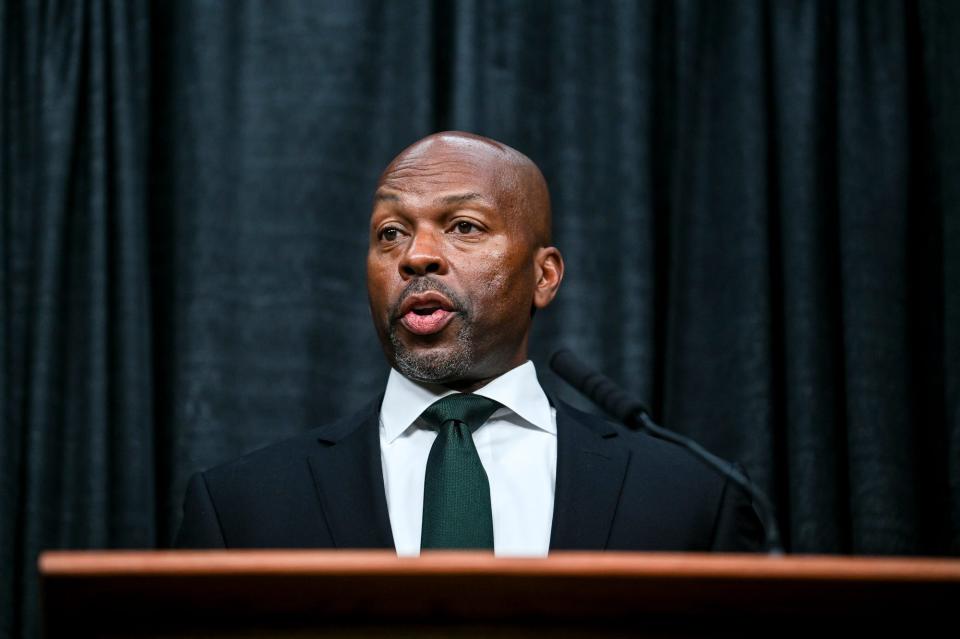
397,292,459,336
411,306,441,316
401,306,455,335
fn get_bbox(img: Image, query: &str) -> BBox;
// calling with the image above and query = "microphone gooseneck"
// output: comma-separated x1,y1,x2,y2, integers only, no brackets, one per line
549,348,785,555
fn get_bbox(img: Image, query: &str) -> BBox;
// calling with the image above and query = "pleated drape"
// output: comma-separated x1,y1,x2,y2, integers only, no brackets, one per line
1,2,154,638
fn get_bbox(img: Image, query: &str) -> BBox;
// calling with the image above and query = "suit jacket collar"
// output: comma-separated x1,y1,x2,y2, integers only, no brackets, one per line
306,395,630,552
549,399,631,550
307,396,395,549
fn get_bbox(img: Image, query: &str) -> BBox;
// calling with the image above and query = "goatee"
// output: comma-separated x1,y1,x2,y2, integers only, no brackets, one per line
387,278,474,383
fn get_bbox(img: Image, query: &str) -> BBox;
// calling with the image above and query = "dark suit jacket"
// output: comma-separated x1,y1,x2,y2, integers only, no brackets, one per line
174,397,764,551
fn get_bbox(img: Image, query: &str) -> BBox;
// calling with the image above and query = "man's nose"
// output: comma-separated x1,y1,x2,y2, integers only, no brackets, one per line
399,229,448,277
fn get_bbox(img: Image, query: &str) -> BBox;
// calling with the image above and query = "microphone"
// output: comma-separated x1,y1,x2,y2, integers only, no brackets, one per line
549,348,785,555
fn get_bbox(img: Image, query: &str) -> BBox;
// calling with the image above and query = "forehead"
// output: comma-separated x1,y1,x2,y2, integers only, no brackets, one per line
375,138,518,205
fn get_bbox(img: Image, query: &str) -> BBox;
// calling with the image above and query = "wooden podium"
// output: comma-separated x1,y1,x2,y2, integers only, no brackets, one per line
40,551,960,637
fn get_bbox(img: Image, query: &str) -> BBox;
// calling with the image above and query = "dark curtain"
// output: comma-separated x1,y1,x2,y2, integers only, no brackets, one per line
3,1,958,637
2,2,155,638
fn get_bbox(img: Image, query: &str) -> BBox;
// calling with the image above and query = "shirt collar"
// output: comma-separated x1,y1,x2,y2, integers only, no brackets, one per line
380,360,555,443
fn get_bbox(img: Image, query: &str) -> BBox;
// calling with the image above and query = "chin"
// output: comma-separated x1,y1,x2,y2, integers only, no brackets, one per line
387,318,476,383
390,342,474,384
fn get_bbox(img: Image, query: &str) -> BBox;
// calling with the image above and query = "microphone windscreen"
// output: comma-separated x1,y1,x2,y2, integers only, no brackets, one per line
549,349,649,422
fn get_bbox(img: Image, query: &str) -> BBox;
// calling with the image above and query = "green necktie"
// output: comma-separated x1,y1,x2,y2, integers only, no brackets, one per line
420,394,502,550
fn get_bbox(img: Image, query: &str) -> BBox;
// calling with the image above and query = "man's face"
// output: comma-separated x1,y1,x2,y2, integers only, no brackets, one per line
366,139,544,388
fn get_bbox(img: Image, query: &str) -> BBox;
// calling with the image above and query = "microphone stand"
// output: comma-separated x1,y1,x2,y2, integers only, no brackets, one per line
550,349,785,555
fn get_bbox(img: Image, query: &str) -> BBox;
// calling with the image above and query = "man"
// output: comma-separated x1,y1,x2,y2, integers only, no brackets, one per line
175,132,763,554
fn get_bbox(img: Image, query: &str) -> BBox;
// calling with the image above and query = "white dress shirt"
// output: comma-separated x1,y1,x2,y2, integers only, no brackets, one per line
379,360,557,557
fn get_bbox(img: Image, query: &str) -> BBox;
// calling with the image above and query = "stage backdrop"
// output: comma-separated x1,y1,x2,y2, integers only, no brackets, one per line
2,2,959,638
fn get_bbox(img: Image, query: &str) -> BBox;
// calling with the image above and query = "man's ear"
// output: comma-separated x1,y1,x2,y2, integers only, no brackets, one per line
532,246,564,309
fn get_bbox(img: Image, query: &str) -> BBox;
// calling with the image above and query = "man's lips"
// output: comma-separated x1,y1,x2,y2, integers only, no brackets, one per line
401,308,456,335
396,291,458,336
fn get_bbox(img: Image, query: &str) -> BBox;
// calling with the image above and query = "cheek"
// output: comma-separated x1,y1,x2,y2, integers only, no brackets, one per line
471,250,509,290
468,251,535,314
366,260,393,310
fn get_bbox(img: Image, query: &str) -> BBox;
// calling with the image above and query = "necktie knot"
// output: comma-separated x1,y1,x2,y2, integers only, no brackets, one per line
420,394,502,433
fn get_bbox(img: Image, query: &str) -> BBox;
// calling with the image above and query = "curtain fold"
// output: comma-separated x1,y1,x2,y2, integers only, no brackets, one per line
919,0,960,556
1,2,153,638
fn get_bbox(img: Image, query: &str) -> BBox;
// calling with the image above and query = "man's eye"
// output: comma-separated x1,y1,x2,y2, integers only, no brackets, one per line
455,221,478,234
381,227,400,241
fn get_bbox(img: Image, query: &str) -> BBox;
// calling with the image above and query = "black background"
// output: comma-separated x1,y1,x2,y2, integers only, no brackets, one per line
3,2,959,637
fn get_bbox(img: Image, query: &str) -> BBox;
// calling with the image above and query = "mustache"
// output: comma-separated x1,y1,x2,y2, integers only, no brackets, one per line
389,277,469,321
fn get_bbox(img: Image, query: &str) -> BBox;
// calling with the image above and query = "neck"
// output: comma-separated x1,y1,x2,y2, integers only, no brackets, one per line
442,359,529,394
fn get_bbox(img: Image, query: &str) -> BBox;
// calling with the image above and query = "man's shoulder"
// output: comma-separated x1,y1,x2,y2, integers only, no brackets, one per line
554,400,718,479
551,399,764,552
176,397,383,548
198,396,381,483
555,401,702,465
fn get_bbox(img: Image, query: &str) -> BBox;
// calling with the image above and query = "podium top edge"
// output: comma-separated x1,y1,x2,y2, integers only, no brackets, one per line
38,550,960,582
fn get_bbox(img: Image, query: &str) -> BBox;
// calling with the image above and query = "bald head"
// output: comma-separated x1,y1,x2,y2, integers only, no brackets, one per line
377,131,552,246
366,131,564,390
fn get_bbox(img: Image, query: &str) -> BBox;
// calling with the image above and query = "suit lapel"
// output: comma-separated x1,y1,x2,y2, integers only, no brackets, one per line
307,400,395,549
549,402,631,550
